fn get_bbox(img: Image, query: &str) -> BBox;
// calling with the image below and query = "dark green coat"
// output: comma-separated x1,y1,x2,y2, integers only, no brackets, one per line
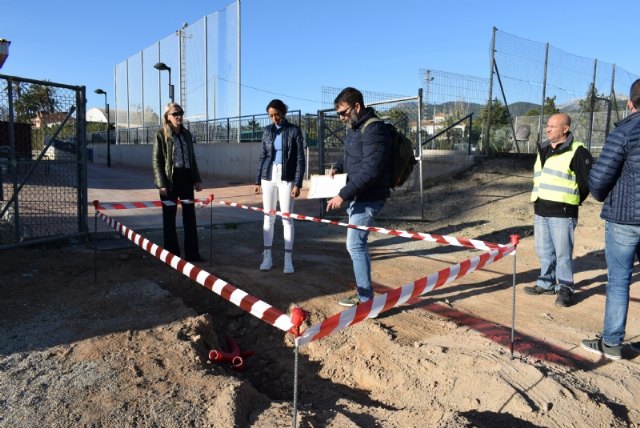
153,127,202,190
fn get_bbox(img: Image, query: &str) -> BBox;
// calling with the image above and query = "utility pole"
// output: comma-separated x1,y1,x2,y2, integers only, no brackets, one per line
177,23,189,111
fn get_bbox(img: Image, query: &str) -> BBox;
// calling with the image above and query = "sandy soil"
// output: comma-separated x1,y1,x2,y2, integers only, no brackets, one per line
1,156,639,427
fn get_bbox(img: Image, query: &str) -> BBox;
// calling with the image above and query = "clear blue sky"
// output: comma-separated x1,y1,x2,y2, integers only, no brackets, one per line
2,0,638,116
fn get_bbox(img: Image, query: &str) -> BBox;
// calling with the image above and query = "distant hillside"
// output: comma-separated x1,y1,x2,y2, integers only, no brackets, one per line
393,100,539,118
560,94,629,112
384,97,628,120
390,101,485,118
507,102,539,116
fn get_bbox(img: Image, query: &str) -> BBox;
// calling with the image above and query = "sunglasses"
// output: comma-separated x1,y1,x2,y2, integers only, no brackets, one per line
170,111,184,117
336,106,353,117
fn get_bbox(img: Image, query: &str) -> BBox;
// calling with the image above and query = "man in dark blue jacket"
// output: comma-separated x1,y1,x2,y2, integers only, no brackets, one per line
581,79,640,360
327,87,392,307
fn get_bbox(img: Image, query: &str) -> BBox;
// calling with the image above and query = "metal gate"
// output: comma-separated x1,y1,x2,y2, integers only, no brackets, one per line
0,74,88,247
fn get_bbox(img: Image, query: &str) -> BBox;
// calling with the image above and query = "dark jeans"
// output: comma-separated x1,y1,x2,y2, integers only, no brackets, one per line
160,168,200,260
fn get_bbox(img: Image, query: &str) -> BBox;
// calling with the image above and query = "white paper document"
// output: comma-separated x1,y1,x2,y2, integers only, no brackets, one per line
307,174,347,199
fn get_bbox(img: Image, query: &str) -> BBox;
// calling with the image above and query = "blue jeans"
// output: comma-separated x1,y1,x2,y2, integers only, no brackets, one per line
602,221,640,346
534,215,577,292
346,200,385,302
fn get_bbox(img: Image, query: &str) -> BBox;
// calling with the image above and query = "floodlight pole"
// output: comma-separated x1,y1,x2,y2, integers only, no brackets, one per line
154,62,174,103
94,88,111,167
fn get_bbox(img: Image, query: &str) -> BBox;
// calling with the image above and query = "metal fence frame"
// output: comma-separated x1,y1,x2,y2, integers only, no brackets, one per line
0,74,88,248
88,110,303,146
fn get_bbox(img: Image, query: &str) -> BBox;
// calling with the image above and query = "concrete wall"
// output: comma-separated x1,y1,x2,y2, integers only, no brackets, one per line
90,144,475,186
91,143,262,181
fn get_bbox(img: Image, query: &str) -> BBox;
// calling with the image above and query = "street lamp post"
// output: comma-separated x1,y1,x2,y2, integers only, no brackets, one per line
154,62,174,103
94,88,111,168
0,39,10,68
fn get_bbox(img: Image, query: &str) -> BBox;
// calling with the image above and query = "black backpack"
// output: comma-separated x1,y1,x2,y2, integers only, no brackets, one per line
361,118,417,189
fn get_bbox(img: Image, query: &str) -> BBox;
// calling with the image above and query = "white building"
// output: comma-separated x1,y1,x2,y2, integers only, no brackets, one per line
86,107,110,123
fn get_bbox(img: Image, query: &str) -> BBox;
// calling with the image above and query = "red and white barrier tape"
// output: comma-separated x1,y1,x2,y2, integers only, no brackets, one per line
91,198,502,251
93,198,211,211
93,199,518,344
295,244,516,347
213,200,503,251
94,210,295,333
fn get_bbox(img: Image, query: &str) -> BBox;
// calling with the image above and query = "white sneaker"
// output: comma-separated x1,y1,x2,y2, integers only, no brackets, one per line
283,252,294,274
260,249,272,271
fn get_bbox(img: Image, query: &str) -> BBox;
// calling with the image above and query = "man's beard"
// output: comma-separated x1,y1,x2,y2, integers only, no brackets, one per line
347,109,358,129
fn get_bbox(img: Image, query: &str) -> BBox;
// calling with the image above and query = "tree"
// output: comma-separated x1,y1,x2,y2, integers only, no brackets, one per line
303,114,318,147
480,98,510,127
143,106,160,126
579,86,607,112
543,96,559,115
524,96,558,117
241,119,262,142
387,107,409,134
13,82,57,122
245,119,260,131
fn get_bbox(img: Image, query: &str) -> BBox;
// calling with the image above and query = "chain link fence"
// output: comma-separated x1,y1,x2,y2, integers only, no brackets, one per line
317,87,474,220
415,30,638,157
0,74,87,247
89,110,303,147
488,28,639,155
419,70,486,154
113,1,240,136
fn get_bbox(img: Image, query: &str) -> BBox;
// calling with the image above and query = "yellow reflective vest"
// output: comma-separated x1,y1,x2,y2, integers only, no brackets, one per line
531,141,583,205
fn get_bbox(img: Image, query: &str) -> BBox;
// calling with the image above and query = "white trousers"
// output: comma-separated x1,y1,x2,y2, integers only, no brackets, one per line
261,163,294,251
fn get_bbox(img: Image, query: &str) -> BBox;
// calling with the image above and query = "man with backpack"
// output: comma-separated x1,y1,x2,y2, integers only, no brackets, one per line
326,87,393,307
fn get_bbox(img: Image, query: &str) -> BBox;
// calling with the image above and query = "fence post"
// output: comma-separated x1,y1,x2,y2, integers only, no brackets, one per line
538,42,550,146
6,77,21,244
204,15,210,131
317,110,325,218
417,88,424,221
467,113,473,156
607,64,617,135
484,27,497,155
587,59,598,152
493,61,520,153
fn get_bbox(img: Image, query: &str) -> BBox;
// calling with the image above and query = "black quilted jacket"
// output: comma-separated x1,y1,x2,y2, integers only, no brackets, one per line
334,108,392,202
255,119,305,188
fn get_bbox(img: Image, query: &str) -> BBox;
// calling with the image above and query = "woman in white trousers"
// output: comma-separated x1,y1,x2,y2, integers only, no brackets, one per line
254,100,306,273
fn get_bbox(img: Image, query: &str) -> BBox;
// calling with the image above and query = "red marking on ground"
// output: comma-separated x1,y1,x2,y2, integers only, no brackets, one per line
367,282,593,368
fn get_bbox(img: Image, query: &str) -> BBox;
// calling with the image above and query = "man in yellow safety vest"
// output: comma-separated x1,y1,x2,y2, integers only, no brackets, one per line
524,112,593,307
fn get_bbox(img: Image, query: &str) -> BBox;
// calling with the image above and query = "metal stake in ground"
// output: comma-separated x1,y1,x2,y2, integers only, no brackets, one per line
292,342,300,428
94,209,98,283
289,307,307,428
510,234,520,359
210,194,214,268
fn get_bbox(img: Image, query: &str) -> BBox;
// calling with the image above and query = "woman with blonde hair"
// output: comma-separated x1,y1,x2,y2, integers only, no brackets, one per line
152,102,204,262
